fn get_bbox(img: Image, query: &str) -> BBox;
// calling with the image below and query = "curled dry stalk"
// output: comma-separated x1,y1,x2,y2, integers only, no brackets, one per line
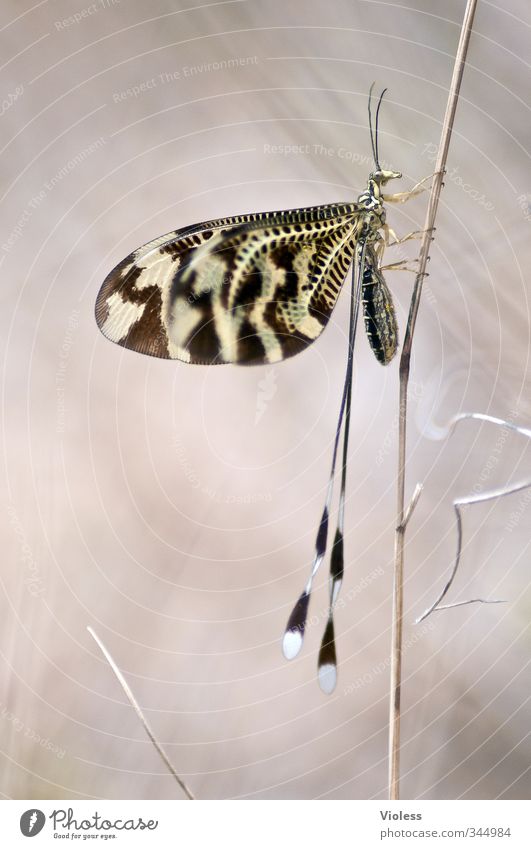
87,626,195,800
416,413,531,623
388,0,478,801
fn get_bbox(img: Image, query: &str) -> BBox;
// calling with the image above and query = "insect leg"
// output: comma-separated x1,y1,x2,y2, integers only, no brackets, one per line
382,171,439,204
387,228,426,245
380,258,420,273
383,188,425,204
382,224,435,253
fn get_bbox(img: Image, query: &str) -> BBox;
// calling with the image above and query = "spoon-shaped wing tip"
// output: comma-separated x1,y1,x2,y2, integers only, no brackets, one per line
282,628,303,660
318,662,337,695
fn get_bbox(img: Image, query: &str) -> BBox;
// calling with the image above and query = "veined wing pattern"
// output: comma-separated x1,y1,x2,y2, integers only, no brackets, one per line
95,203,370,366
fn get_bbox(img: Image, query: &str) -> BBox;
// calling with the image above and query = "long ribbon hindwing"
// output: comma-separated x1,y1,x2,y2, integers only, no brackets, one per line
95,203,365,366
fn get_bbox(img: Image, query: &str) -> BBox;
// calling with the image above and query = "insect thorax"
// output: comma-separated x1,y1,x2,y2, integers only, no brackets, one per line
356,190,386,241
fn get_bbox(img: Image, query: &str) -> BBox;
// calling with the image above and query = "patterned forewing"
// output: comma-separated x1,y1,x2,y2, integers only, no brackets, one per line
95,204,362,365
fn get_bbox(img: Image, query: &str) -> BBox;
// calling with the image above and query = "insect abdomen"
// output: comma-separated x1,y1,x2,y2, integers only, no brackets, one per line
361,247,399,365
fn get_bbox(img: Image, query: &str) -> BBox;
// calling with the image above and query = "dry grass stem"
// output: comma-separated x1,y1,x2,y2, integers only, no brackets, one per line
388,0,478,801
426,598,506,615
415,478,531,624
87,626,195,800
415,411,531,622
400,482,423,531
447,412,531,440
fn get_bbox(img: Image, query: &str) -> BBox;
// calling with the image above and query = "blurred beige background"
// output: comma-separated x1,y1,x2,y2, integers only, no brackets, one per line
0,0,530,800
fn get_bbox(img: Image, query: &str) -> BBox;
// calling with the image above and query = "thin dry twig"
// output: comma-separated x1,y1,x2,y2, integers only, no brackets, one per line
446,412,531,441
415,412,531,623
430,598,506,614
87,626,195,800
400,482,423,532
388,0,478,801
414,483,531,623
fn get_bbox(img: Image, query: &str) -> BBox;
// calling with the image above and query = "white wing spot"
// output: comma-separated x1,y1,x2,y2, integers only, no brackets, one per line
282,629,303,660
101,292,145,342
318,663,337,695
297,313,322,339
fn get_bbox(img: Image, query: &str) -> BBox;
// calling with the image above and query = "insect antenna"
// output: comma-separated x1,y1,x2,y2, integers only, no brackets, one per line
374,87,388,170
283,243,367,693
368,82,378,168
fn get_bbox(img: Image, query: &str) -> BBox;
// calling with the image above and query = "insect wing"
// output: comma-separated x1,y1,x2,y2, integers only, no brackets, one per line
95,203,362,365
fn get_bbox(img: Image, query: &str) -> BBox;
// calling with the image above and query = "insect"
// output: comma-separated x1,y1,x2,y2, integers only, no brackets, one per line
96,86,430,693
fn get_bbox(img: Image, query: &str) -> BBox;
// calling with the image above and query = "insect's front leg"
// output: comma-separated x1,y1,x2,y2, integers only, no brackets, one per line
382,223,435,249
380,258,420,274
382,171,440,204
387,227,429,246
